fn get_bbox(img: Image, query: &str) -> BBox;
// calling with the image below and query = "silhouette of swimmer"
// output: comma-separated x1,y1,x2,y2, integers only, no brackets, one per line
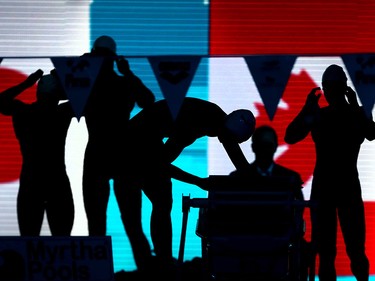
121,97,255,276
284,64,375,281
0,69,75,236
81,35,155,271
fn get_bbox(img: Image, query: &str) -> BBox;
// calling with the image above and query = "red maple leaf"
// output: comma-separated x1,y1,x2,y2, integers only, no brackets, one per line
254,69,324,185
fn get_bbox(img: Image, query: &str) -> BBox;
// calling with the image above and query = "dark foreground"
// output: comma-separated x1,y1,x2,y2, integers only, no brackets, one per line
114,257,209,281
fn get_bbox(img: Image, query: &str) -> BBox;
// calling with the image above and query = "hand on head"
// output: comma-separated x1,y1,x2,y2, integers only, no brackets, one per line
116,56,131,75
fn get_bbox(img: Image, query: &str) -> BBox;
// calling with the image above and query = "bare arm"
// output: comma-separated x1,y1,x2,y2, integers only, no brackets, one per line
346,86,375,141
221,140,249,171
0,69,43,101
355,107,375,141
0,69,43,114
284,87,321,144
362,111,375,141
116,56,155,108
169,164,209,190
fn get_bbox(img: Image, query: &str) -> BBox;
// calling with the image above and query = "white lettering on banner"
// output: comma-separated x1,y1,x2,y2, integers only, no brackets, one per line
0,236,114,281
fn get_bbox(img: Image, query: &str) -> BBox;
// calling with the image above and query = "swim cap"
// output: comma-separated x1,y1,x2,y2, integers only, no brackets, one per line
224,109,256,143
92,35,117,54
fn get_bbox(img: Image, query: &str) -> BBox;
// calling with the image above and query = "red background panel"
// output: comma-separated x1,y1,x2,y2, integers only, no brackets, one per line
210,0,375,55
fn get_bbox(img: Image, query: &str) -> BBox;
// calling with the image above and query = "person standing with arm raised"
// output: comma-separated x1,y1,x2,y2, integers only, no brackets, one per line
284,64,375,281
82,35,155,272
0,69,75,236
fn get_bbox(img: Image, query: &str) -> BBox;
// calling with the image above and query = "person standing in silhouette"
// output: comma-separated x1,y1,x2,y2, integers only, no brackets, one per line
284,64,375,281
82,35,155,271
0,69,75,236
122,97,255,277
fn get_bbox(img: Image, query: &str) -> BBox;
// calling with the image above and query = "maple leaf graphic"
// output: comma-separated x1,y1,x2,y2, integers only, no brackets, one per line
254,69,327,185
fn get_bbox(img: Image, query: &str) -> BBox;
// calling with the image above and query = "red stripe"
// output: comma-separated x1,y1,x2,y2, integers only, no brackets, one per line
210,0,375,55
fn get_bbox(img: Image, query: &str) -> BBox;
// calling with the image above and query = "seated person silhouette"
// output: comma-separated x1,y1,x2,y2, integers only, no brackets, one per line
230,125,304,197
196,125,309,281
236,125,305,232
199,125,305,237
